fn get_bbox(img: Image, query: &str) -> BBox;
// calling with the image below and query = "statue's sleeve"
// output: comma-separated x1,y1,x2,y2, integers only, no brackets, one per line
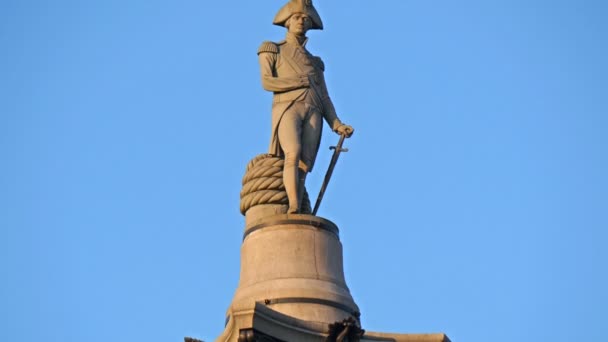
259,52,309,93
314,60,342,131
321,95,343,131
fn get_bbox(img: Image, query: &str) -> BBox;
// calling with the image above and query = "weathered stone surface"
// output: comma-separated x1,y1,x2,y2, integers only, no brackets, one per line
227,214,359,326
216,302,451,342
209,2,452,341
259,0,353,214
244,204,288,226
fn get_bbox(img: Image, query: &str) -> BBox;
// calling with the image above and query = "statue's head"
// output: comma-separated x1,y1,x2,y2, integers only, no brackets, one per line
273,0,324,31
285,12,312,36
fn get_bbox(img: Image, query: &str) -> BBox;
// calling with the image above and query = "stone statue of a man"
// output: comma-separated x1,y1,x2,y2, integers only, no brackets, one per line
258,0,354,214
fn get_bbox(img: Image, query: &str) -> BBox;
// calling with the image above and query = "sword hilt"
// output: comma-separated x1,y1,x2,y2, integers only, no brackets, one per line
330,133,349,152
330,146,349,152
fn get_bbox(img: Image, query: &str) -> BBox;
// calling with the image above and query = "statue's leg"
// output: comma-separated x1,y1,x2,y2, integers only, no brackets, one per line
300,110,322,172
277,105,305,214
298,110,322,212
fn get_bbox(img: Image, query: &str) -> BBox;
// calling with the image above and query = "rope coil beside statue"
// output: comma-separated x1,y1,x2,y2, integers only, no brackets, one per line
240,154,311,215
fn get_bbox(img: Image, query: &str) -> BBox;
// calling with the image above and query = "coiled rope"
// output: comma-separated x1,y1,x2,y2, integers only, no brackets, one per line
240,154,311,215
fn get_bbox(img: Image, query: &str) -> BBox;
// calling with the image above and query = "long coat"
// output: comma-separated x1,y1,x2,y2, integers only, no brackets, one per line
258,36,343,172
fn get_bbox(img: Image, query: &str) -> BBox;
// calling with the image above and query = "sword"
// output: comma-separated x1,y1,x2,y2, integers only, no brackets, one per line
312,134,349,216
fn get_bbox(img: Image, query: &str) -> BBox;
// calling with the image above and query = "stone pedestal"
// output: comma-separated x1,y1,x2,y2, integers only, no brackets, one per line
214,212,451,342
217,214,360,341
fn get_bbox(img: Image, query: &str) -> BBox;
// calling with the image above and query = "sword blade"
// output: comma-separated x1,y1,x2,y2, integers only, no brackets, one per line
312,134,347,215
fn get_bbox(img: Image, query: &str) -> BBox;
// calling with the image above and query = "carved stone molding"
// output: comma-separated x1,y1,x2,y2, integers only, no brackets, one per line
238,329,284,342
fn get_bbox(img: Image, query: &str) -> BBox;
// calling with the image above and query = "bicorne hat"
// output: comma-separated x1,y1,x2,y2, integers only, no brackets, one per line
273,0,324,30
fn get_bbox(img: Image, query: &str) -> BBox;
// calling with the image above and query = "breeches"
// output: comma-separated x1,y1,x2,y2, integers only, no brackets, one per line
277,102,322,173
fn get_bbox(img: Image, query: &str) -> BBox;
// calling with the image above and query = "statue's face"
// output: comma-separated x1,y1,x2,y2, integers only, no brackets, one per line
286,13,311,36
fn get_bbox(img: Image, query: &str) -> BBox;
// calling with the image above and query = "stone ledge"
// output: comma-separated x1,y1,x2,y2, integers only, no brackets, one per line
217,302,451,342
363,332,451,342
244,213,339,240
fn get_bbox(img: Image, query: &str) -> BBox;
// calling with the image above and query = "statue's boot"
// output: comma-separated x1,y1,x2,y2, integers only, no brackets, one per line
296,169,307,212
283,161,300,214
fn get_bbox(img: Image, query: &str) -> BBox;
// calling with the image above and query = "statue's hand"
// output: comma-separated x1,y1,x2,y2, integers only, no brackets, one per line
336,124,354,138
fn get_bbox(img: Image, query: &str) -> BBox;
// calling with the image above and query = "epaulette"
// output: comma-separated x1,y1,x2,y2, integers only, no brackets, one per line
258,41,279,55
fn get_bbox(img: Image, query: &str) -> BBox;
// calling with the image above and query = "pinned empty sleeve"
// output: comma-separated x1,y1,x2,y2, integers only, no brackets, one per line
312,56,325,71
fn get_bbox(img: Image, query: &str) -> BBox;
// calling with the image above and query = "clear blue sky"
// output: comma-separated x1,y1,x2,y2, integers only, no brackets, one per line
1,1,607,341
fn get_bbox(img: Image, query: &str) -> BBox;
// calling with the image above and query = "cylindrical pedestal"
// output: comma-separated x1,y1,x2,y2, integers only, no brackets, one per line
227,213,359,326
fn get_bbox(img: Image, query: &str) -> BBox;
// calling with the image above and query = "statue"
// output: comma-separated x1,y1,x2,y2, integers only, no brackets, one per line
258,0,354,214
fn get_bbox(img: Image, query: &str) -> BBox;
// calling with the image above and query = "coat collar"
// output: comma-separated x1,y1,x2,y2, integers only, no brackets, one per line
285,32,308,47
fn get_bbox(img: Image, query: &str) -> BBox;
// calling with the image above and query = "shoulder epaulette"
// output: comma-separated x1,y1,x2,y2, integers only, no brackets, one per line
258,41,279,55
